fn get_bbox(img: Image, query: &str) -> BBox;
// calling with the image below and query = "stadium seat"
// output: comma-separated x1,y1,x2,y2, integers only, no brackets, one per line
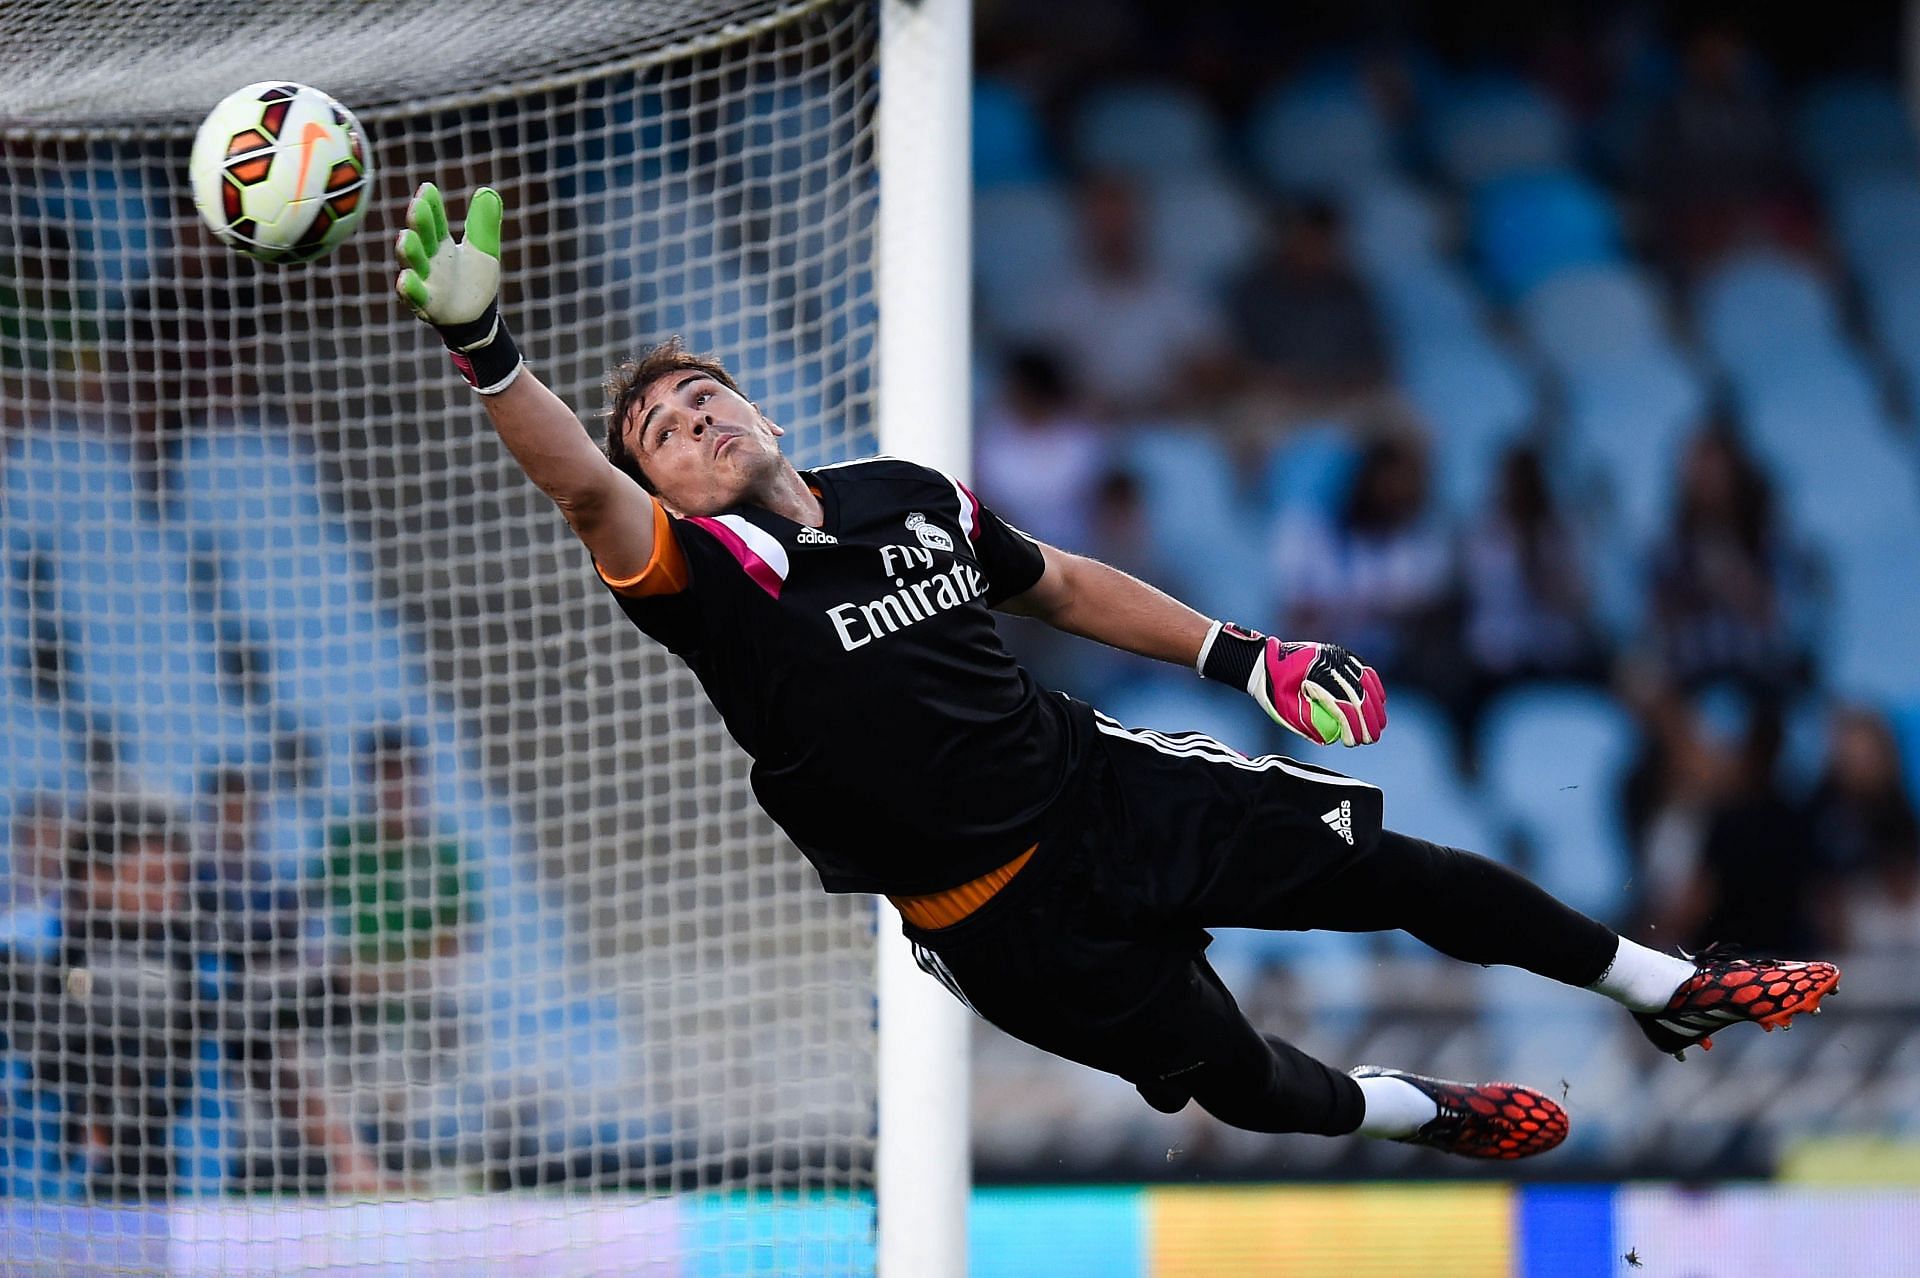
175,428,329,530
1143,172,1264,290
1859,260,1920,403
1518,264,1669,375
1259,422,1360,525
973,182,1078,338
1246,76,1394,197
1728,355,1920,555
640,256,779,361
0,1054,80,1199
1696,249,1848,378
573,167,719,301
1397,337,1537,513
1479,684,1637,924
1070,82,1222,179
1344,179,1448,277
1831,173,1920,278
1427,77,1571,188
1124,426,1269,621
0,520,39,685
52,525,259,793
1472,170,1622,301
176,430,423,730
1793,76,1919,188
0,679,87,832
2,427,145,540
1892,704,1920,812
1562,347,1710,550
1559,347,1707,636
974,78,1050,189
1367,259,1489,353
8,158,158,294
1827,513,1920,701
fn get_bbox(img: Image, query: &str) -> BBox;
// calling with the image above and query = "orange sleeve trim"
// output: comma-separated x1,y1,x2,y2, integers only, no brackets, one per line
888,844,1036,931
595,500,691,598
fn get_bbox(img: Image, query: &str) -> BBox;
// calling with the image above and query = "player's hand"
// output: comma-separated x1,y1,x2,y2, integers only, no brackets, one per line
394,183,501,327
1198,623,1387,747
1254,637,1387,747
394,183,523,394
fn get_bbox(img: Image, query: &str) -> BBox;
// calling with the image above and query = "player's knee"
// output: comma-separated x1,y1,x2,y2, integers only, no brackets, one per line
1136,1076,1191,1114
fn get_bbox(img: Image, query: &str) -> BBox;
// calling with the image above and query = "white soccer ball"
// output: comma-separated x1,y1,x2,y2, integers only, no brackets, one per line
188,81,372,265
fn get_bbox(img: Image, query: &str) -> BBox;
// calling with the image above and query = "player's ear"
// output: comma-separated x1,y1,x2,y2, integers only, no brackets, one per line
755,406,785,437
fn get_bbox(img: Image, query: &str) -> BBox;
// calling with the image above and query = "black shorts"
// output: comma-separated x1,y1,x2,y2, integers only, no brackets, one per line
902,709,1385,1092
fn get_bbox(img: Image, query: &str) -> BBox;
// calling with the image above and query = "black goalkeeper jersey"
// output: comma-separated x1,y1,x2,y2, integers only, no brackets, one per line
599,455,1094,895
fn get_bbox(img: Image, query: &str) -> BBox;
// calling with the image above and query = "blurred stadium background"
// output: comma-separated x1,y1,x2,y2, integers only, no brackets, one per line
4,0,1920,1273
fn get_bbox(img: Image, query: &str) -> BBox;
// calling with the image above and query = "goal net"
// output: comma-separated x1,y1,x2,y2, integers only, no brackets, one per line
0,2,898,1272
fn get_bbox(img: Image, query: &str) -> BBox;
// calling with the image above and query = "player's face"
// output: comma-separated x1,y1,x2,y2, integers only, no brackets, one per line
628,372,785,515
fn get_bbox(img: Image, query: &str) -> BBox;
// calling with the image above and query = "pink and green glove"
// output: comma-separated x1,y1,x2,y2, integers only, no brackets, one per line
1197,621,1388,747
394,183,524,395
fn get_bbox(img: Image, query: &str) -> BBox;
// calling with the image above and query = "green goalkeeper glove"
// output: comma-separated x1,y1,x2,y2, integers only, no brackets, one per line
394,183,524,395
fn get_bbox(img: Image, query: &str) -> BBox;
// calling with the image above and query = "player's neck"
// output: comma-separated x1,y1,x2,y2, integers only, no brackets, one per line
749,462,826,528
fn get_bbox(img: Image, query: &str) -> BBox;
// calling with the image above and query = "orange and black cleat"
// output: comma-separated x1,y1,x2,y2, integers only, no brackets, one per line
1349,1066,1569,1159
1632,943,1841,1061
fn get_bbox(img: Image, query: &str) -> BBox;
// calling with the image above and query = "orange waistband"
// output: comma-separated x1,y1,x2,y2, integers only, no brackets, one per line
888,844,1037,931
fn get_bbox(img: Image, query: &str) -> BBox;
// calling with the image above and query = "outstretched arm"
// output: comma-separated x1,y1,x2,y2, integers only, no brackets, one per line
998,542,1212,667
999,542,1387,747
394,184,654,581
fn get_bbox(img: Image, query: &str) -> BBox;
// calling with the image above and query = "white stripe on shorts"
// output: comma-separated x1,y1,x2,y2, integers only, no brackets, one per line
912,941,980,1017
1092,711,1380,790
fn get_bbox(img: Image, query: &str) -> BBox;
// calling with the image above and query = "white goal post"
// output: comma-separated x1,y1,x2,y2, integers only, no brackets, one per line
875,1,973,1275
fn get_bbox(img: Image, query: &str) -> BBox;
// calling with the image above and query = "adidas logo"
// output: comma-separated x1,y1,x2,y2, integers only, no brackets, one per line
796,526,839,545
1322,800,1354,846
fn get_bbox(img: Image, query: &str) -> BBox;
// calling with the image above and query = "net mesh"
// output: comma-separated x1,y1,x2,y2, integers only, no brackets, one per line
0,2,881,1272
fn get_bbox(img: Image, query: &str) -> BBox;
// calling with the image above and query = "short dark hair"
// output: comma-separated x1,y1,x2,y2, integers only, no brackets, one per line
602,337,747,493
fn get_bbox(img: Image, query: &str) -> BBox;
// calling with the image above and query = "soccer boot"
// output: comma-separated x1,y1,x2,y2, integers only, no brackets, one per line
1349,1066,1568,1159
1632,943,1841,1061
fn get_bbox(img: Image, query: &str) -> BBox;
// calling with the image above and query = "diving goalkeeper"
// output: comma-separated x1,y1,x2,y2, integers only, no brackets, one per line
393,185,1839,1159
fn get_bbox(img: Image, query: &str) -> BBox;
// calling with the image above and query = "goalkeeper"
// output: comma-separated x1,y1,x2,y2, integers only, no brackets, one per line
393,185,1839,1159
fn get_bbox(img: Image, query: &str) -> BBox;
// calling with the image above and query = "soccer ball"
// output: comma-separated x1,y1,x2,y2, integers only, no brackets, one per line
188,82,372,265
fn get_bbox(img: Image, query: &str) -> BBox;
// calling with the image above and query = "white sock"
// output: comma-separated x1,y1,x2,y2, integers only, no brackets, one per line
1587,936,1698,1013
1355,1075,1438,1139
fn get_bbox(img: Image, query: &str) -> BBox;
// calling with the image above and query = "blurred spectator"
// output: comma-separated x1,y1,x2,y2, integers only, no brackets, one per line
320,728,474,970
317,727,475,1172
1619,672,1735,934
1813,707,1920,951
1647,423,1814,696
1633,19,1814,267
974,348,1112,552
0,222,101,375
1462,445,1608,708
1087,467,1191,597
1272,432,1460,703
110,234,263,471
1654,701,1822,953
0,796,376,1196
1027,174,1230,415
1225,200,1389,410
196,769,304,965
0,796,67,957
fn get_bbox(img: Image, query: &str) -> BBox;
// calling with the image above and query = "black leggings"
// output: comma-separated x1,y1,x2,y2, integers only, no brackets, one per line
1157,830,1619,1136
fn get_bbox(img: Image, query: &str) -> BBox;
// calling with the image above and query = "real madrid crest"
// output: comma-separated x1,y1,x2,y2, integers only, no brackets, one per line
905,512,953,553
